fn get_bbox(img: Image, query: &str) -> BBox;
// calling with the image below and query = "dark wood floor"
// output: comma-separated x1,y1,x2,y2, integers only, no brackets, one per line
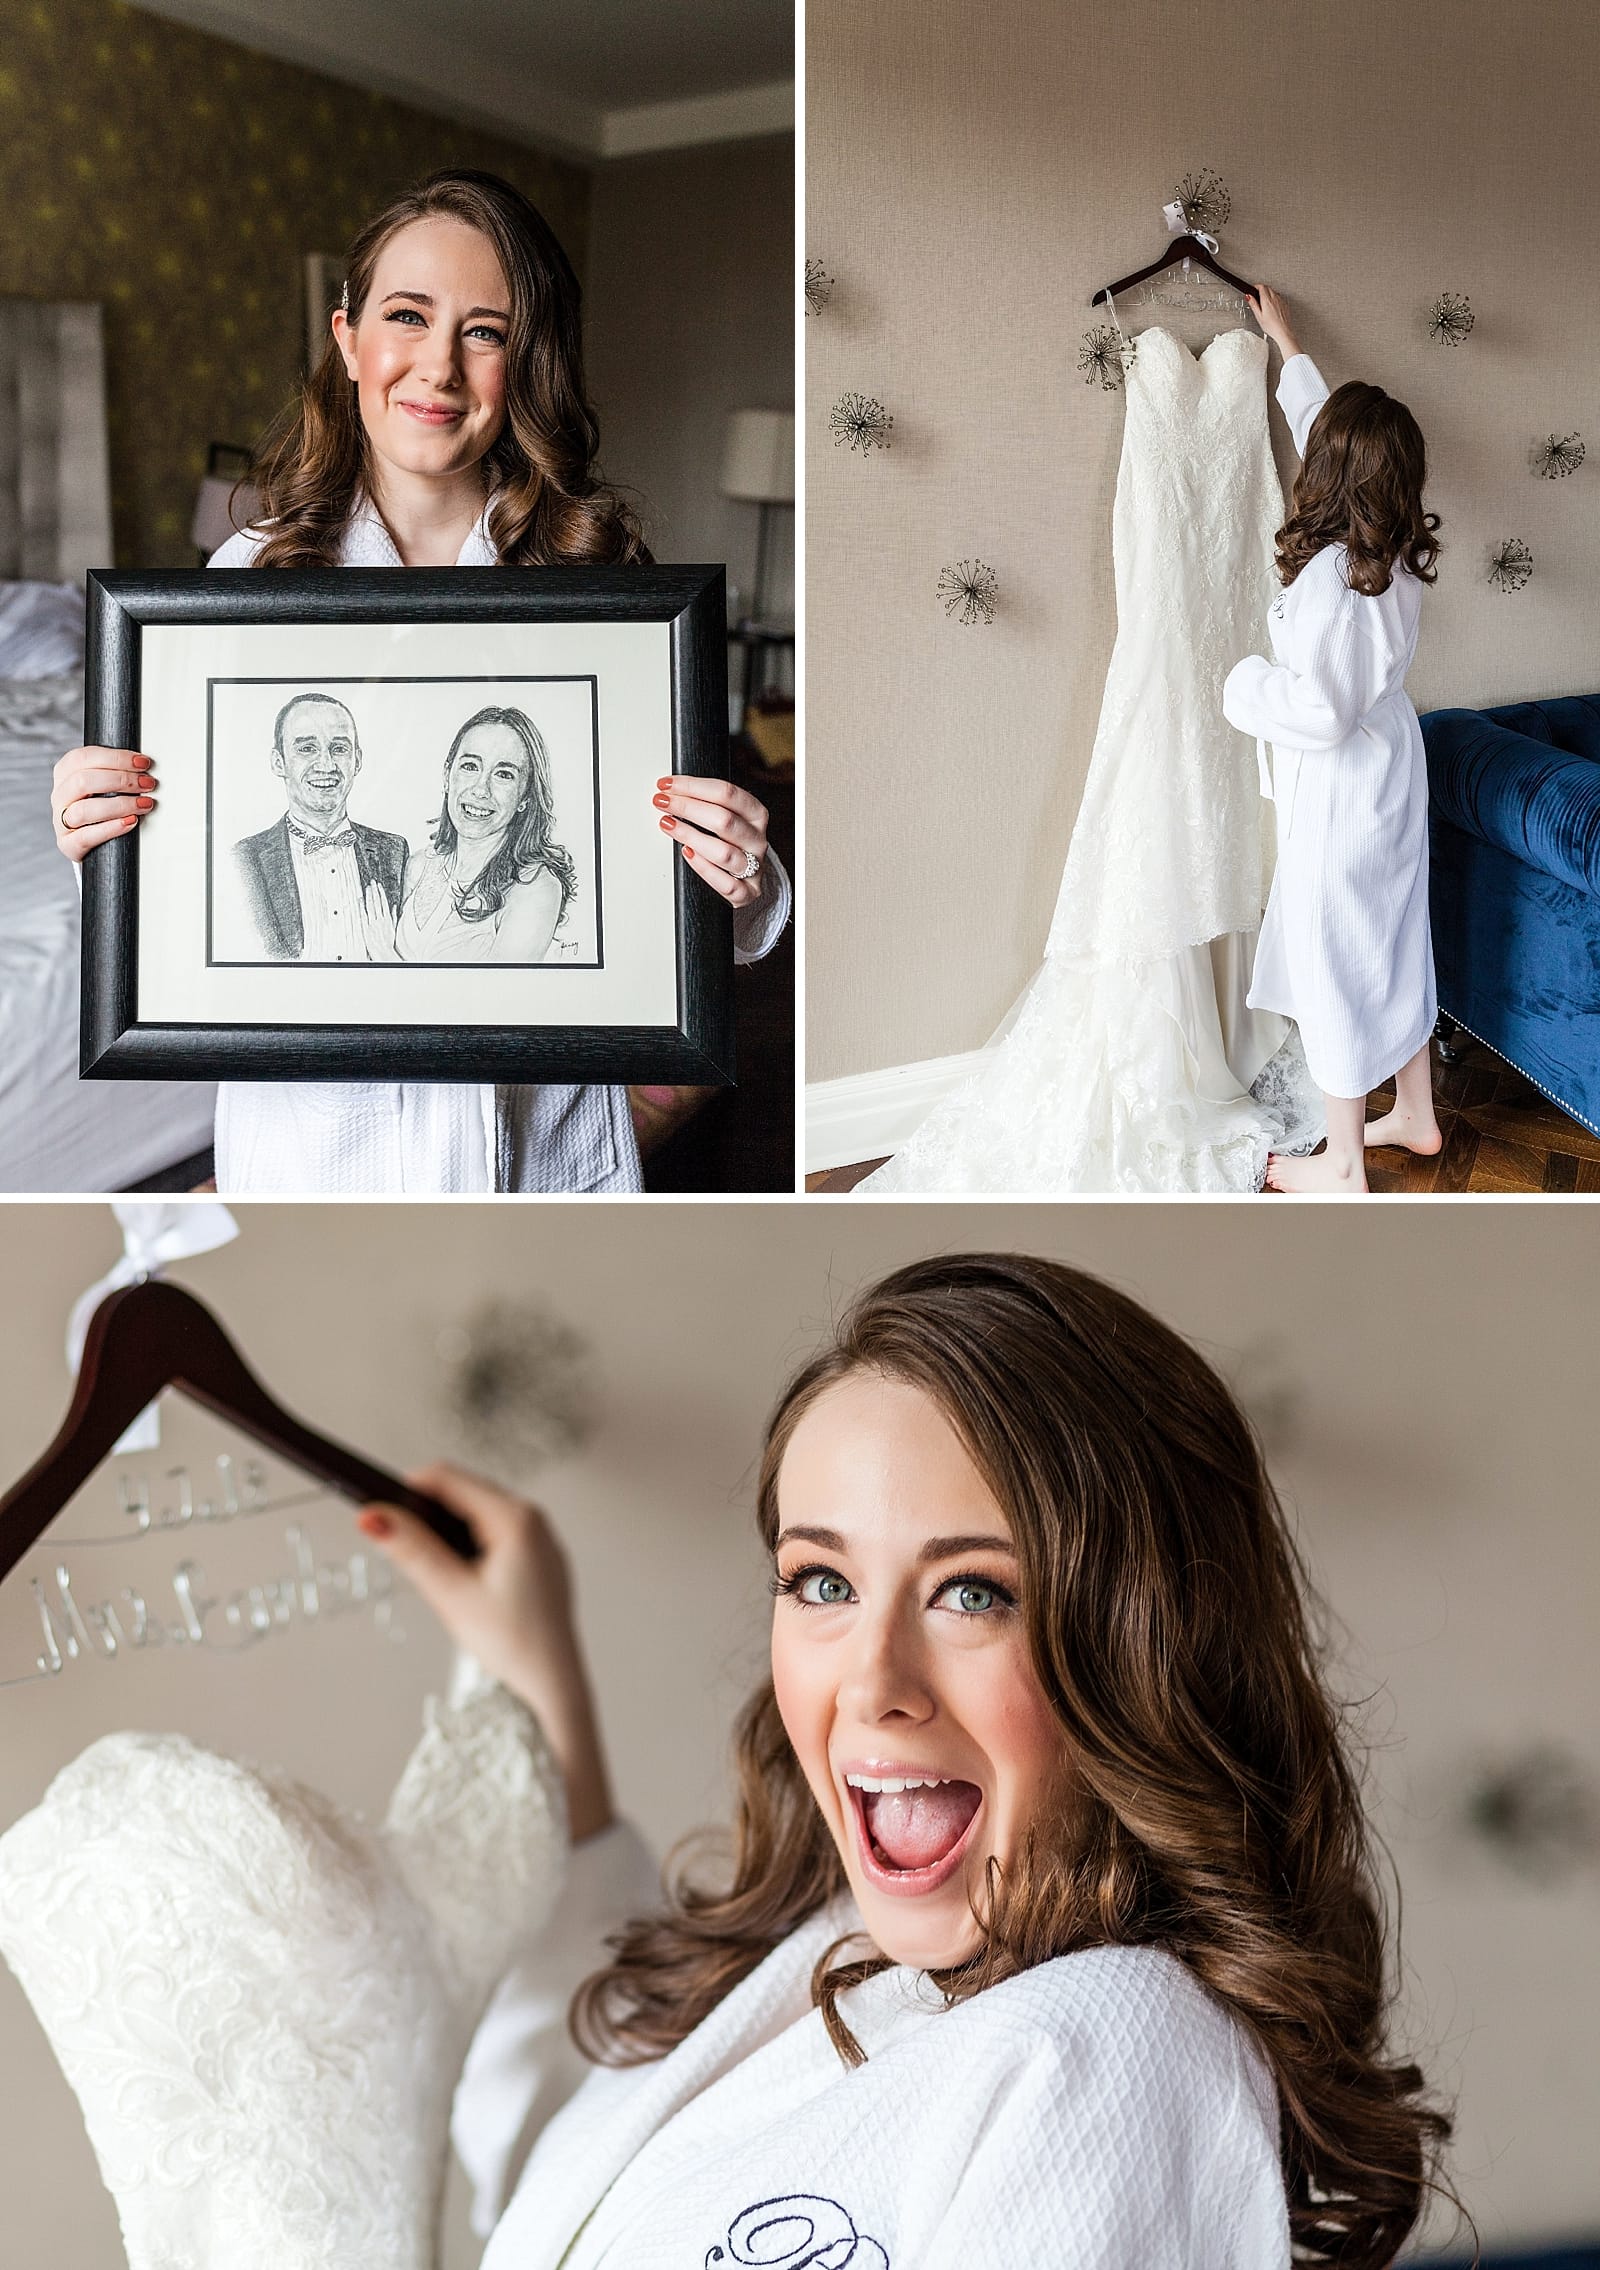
807,1035,1599,1195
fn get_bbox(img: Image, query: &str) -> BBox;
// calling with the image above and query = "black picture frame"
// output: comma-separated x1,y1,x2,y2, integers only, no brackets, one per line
79,565,735,1086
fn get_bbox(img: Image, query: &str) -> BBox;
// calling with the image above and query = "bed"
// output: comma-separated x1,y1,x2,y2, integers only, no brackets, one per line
0,299,215,1192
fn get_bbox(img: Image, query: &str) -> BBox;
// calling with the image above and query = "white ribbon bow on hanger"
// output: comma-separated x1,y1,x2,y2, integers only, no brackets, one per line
65,1202,240,1452
1161,199,1220,256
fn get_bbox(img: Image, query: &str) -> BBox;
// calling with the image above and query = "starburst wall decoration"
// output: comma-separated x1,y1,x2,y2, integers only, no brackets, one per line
804,260,834,315
1488,537,1534,592
1533,431,1585,479
1078,323,1135,390
829,392,893,454
1171,167,1231,235
1429,291,1475,345
434,1298,600,1480
937,559,998,626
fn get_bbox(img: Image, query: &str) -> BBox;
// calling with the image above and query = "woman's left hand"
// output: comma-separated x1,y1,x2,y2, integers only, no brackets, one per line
653,775,770,908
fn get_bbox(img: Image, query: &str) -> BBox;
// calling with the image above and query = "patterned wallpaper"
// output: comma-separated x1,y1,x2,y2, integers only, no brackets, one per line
0,0,591,566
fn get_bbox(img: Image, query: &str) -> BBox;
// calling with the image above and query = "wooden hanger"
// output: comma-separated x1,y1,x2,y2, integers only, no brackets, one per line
0,1280,478,1582
1091,233,1256,308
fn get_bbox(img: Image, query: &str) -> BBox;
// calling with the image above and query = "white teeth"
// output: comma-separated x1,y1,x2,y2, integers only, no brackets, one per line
844,1773,952,1794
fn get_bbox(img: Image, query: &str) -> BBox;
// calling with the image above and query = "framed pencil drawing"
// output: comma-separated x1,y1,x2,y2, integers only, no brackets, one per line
78,565,735,1085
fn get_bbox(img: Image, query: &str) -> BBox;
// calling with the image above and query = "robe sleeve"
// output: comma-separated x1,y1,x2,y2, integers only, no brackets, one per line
206,528,265,567
449,1811,661,2236
733,844,792,965
1221,573,1394,752
1276,352,1331,459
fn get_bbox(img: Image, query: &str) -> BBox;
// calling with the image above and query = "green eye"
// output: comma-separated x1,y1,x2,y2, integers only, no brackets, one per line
936,1576,1011,1616
807,1571,853,1606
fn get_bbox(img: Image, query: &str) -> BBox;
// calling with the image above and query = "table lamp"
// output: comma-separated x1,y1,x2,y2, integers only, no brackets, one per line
189,444,260,563
719,409,794,626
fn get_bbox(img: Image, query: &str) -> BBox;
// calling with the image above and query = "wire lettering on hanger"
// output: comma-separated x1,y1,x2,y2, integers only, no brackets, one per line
117,1454,269,1534
5,1525,400,1689
47,1457,325,1549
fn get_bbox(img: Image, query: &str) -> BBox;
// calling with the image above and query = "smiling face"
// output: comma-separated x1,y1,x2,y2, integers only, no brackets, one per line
273,697,360,829
446,718,529,841
769,1372,1068,1971
333,214,511,488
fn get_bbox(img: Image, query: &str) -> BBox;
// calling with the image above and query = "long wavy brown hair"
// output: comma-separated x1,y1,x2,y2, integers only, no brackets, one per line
572,1252,1459,2269
1276,380,1440,596
245,169,645,569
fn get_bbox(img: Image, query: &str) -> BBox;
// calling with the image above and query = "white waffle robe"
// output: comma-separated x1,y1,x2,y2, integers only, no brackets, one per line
455,1848,1291,2269
1221,355,1436,1099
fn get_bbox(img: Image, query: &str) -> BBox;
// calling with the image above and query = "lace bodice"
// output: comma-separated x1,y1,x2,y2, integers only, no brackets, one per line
1047,324,1284,965
0,1682,566,2270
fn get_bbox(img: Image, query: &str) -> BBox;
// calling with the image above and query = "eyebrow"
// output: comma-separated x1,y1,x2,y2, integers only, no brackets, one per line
774,1525,1016,1562
380,290,509,321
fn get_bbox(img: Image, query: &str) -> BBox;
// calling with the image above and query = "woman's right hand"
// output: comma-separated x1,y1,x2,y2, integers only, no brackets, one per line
357,1462,616,1841
51,746,158,860
1248,284,1303,362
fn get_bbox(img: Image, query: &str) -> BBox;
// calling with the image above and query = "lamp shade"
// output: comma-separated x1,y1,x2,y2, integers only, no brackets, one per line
719,410,794,504
190,474,261,555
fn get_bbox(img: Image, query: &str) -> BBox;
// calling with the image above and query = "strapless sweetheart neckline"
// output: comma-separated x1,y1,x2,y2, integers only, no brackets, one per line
1130,323,1262,363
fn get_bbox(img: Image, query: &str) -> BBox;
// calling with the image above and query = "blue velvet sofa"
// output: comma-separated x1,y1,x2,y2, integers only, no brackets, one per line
1421,693,1600,1136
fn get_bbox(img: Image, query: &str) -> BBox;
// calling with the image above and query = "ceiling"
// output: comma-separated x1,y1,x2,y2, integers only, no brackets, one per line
124,0,794,158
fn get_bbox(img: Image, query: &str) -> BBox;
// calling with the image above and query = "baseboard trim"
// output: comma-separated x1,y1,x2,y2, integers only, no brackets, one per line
805,1049,986,1175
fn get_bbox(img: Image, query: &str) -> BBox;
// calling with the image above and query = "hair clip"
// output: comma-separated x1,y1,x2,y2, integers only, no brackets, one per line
340,280,350,313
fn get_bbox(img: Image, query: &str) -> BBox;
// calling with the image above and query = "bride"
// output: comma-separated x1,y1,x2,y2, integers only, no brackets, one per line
397,704,579,964
862,273,1319,1193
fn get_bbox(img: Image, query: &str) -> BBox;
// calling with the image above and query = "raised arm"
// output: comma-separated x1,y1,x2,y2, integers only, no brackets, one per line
358,1464,615,1843
1246,283,1330,458
358,1465,654,2232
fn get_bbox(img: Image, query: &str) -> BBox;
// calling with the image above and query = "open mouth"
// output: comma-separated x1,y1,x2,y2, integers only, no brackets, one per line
458,801,497,821
844,1774,983,1897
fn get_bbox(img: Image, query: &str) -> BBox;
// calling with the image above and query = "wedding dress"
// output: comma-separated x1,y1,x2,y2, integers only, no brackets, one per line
864,318,1322,1193
0,1676,565,2270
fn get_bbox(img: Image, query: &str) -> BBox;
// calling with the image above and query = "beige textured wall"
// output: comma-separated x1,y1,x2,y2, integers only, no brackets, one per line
806,0,1600,1080
585,135,796,621
0,1203,1596,2254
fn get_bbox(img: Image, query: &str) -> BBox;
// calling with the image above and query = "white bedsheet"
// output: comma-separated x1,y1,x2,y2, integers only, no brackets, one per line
0,670,214,1192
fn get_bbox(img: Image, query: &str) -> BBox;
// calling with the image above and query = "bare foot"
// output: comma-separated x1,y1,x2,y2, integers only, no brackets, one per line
1363,1105,1443,1155
1264,1148,1369,1194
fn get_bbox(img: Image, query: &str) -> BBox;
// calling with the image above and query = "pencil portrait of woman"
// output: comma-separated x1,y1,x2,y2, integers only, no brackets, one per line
396,704,581,964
